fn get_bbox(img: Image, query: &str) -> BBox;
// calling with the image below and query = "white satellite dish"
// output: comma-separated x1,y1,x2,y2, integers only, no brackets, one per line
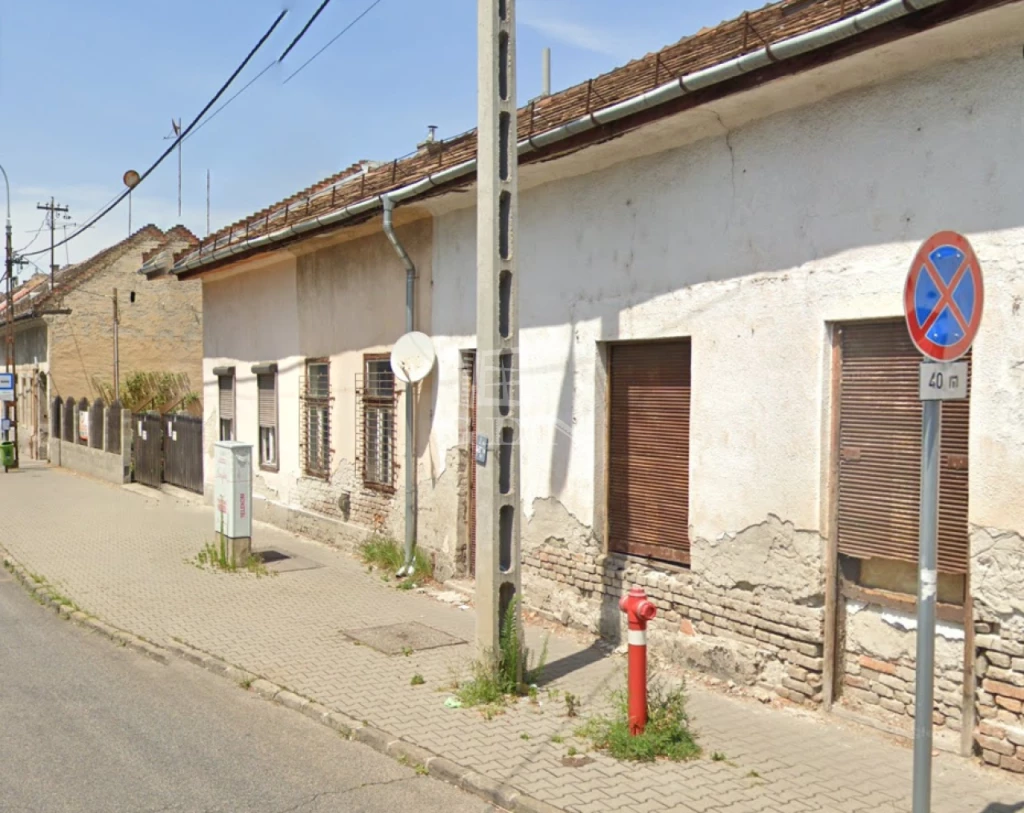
391,331,436,384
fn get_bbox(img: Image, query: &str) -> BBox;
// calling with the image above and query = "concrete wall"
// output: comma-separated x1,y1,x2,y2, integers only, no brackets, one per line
48,234,202,402
48,405,131,485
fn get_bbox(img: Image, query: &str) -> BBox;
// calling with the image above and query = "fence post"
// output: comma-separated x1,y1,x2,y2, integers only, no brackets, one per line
50,397,62,465
121,409,132,482
64,397,75,442
77,398,89,445
90,399,104,450
106,400,122,455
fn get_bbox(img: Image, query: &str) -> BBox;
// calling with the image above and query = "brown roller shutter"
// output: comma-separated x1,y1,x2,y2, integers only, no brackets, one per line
608,340,691,566
218,375,235,421
257,374,276,428
837,321,970,574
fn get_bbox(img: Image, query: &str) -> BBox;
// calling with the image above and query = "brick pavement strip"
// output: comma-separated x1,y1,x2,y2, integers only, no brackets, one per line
2,466,1024,813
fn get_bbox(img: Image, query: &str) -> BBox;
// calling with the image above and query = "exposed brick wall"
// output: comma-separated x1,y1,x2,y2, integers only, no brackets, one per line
524,543,825,704
842,650,964,732
973,613,1024,772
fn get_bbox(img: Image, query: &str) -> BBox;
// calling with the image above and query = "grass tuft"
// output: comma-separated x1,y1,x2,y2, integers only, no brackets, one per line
196,541,269,577
455,597,548,708
360,536,432,582
576,681,701,763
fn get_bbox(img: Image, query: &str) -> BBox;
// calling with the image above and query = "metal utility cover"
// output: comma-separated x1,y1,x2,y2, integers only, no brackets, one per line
342,622,466,655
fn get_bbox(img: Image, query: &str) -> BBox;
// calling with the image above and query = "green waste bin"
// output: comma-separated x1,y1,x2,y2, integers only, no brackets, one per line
1,441,14,471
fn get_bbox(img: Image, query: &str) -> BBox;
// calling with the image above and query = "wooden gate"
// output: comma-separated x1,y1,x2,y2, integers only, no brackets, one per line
164,414,204,494
132,413,163,488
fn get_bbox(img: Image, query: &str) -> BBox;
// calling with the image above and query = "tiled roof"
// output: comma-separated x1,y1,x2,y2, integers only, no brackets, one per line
3,225,164,319
174,0,927,272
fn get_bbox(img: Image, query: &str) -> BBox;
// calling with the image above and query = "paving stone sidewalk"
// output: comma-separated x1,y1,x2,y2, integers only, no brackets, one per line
1,465,1020,813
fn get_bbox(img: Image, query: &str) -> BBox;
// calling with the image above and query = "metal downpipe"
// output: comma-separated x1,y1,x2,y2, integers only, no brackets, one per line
381,195,417,577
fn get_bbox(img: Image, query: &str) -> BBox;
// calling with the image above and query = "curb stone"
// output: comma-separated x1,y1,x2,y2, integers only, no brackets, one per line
0,548,568,813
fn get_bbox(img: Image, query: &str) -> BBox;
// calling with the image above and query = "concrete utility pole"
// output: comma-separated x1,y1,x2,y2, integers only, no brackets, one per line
37,197,70,291
476,0,522,663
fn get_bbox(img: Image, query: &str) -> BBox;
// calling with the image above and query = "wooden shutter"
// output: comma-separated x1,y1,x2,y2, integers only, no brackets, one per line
257,374,276,428
608,340,691,565
218,375,234,420
837,321,970,574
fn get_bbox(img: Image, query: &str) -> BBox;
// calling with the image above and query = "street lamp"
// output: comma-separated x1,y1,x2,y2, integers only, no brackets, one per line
1,162,19,468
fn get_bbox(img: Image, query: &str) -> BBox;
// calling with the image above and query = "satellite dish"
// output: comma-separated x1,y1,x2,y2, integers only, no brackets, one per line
390,331,436,384
123,170,141,189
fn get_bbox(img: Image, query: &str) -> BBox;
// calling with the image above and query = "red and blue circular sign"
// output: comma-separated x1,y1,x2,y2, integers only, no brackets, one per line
904,231,984,362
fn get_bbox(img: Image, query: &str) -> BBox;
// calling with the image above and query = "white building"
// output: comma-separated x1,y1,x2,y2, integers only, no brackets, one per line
160,0,1024,771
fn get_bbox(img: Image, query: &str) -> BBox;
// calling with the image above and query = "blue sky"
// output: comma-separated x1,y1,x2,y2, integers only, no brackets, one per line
0,0,755,269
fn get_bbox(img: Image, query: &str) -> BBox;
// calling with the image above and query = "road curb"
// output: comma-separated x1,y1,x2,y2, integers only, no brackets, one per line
2,553,168,665
0,549,565,813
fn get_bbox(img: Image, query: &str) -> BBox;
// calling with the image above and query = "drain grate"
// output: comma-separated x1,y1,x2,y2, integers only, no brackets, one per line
255,549,292,564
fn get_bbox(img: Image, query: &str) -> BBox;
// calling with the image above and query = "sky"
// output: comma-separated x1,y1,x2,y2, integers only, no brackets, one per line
0,0,756,274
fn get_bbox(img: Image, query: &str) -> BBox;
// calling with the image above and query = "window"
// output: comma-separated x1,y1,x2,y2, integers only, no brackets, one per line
362,355,396,488
215,368,235,441
253,363,278,470
607,340,692,566
303,360,330,478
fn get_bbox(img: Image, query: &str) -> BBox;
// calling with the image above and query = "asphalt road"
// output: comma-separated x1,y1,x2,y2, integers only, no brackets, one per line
0,571,493,813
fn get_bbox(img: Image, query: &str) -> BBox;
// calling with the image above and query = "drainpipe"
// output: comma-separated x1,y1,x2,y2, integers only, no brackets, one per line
381,195,417,577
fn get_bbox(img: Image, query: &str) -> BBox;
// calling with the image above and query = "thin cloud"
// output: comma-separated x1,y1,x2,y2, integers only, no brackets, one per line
519,10,640,61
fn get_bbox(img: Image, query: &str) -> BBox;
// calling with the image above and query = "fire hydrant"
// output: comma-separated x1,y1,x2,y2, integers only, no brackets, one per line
619,585,657,735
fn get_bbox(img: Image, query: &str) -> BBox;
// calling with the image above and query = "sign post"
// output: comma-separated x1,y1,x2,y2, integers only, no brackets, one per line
904,231,983,813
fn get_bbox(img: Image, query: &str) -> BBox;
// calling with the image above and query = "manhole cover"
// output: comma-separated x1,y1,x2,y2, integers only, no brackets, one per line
341,622,466,655
255,549,292,564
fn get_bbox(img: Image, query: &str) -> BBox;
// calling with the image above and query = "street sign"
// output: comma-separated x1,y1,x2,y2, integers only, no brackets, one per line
904,230,984,362
906,231,982,813
0,373,13,403
919,361,968,401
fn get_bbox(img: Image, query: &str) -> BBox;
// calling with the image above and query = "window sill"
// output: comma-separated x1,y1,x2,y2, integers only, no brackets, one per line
363,481,396,495
839,581,964,624
260,463,279,473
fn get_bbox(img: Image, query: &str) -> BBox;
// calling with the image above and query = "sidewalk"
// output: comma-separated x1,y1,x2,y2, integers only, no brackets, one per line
1,465,1020,813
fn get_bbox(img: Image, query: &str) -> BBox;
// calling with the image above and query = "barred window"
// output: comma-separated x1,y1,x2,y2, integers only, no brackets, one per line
362,356,395,488
303,360,330,478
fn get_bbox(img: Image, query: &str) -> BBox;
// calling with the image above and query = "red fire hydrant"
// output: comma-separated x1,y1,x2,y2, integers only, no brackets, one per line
619,585,657,735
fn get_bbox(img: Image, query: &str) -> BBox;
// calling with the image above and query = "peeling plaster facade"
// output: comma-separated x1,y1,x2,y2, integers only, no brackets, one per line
195,5,1024,771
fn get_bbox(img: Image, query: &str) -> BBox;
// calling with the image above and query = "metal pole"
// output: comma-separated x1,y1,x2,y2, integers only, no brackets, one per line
912,397,941,813
112,288,120,403
542,47,551,96
2,163,18,467
476,0,522,666
206,169,211,236
177,119,182,218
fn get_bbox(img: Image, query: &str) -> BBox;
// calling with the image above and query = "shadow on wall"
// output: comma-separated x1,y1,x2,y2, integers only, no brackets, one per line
983,803,1024,813
547,319,575,496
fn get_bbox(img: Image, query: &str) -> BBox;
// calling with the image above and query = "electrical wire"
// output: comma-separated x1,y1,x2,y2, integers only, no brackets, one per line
183,60,276,144
283,0,384,85
16,214,48,253
23,10,289,259
278,0,333,63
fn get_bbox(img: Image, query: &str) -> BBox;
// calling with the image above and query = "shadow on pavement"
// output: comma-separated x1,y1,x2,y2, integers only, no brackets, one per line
536,641,613,687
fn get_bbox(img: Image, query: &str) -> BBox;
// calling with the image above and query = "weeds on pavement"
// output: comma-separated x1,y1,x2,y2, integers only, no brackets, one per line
360,536,432,583
195,541,269,577
454,597,548,709
576,680,701,763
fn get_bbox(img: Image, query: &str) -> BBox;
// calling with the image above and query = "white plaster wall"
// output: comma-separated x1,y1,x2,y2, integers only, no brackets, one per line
202,258,301,504
431,43,1024,569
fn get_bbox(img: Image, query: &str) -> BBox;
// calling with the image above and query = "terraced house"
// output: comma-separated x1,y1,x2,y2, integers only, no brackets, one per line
3,225,202,459
158,0,1024,771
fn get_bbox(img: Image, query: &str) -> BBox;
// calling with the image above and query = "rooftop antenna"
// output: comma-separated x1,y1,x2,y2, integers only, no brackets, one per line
164,118,182,217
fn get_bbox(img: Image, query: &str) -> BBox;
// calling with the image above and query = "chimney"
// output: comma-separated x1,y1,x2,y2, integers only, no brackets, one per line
542,48,551,97
417,126,443,156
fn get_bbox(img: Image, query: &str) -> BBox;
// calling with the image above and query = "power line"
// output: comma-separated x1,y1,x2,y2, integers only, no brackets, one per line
283,0,384,85
278,0,333,63
23,9,289,259
186,0,337,145
16,215,49,253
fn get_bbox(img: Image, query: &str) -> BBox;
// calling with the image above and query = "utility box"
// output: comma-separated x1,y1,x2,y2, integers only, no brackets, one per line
213,441,253,565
